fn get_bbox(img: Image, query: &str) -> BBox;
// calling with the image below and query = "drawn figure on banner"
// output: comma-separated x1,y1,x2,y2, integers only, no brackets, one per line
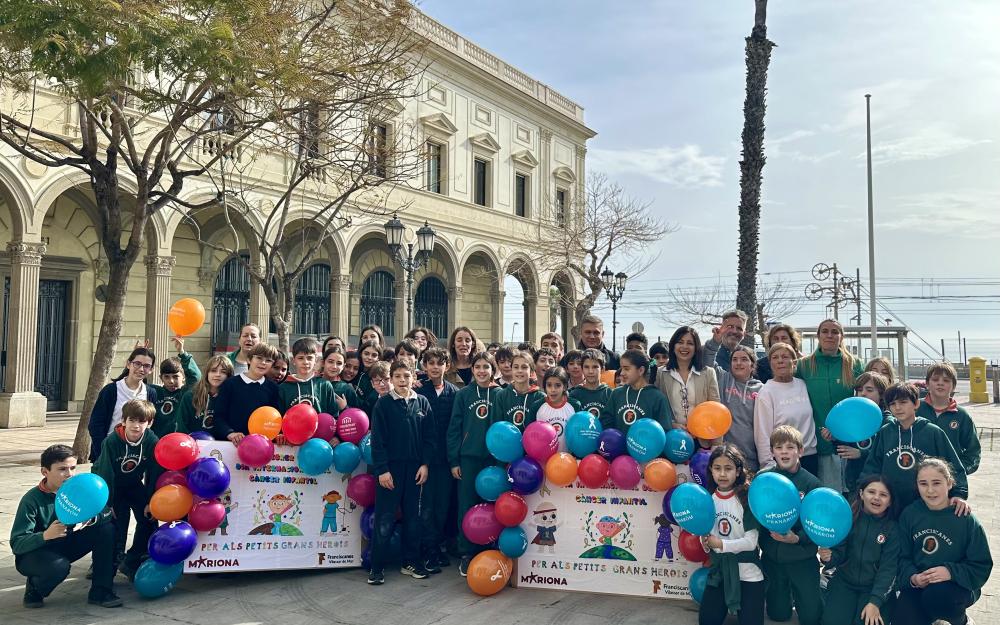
652,513,675,561
209,489,238,536
249,490,304,535
580,510,636,561
530,502,562,553
320,490,355,534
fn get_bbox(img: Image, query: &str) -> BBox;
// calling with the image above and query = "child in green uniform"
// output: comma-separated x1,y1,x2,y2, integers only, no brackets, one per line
177,355,233,434
819,475,900,625
493,345,515,388
916,362,980,475
757,425,823,625
321,347,361,410
341,350,361,386
279,337,338,417
447,351,499,576
492,350,544,430
562,349,585,388
820,371,893,493
601,349,672,435
353,340,382,401
894,458,992,625
533,347,558,384
569,349,611,417
149,337,202,437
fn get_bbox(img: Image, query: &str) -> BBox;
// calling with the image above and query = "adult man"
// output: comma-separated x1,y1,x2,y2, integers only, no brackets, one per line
228,323,262,376
714,310,748,372
577,314,620,370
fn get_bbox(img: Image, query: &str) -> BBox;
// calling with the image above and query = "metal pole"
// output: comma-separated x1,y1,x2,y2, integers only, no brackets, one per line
611,300,618,353
865,94,878,356
941,338,946,360
856,267,863,357
406,244,416,332
963,337,968,365
957,330,962,364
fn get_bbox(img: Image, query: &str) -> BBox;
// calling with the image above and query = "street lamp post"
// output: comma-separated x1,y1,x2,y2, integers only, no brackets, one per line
384,213,436,332
601,268,627,351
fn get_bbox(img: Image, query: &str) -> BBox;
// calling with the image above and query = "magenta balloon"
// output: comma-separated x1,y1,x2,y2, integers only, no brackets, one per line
337,408,370,444
461,502,503,545
522,421,559,463
188,499,226,532
346,473,376,508
314,412,337,441
610,455,642,489
155,470,188,491
237,434,274,468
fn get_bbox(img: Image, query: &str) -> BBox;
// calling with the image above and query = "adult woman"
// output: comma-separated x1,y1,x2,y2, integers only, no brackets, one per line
655,326,719,429
704,334,763,472
444,327,479,388
864,357,897,384
359,324,384,349
403,327,437,353
754,342,817,473
755,323,802,384
797,318,864,491
87,347,159,461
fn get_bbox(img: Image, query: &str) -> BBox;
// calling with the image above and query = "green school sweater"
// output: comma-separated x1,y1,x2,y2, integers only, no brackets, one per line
176,390,219,434
757,464,822,563
601,384,673,435
492,385,545,430
149,352,202,437
796,350,864,456
278,376,337,415
10,483,112,555
897,500,993,599
825,511,900,607
92,426,163,501
569,384,612,419
844,410,896,492
446,383,498,466
332,380,360,410
916,397,980,475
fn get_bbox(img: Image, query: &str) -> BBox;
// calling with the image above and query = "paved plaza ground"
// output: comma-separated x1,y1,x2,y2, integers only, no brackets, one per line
0,404,997,625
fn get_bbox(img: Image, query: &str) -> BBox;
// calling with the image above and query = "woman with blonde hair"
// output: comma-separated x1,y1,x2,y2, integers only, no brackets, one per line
864,356,897,384
756,323,803,383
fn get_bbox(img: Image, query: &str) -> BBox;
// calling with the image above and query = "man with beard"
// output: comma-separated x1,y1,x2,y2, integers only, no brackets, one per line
714,310,749,373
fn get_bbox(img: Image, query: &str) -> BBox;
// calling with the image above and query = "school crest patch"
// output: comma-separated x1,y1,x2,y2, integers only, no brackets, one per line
161,399,176,415
857,437,873,450
588,407,600,417
623,409,637,425
476,404,490,419
513,409,525,426
876,533,886,544
897,450,916,470
921,536,939,555
718,519,732,537
949,420,959,430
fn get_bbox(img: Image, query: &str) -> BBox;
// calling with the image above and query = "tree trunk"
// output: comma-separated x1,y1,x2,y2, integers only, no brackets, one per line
735,0,774,347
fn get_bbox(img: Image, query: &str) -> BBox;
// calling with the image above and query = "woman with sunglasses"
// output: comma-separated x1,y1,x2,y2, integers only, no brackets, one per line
88,347,159,462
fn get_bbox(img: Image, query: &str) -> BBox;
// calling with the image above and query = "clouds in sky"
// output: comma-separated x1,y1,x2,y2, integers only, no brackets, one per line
588,144,726,188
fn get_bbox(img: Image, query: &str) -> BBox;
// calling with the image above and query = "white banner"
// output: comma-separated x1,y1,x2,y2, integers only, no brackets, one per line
514,464,701,601
183,442,365,573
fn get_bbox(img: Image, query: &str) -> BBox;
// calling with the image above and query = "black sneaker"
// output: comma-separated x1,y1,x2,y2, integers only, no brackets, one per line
23,584,43,609
367,570,385,585
117,561,138,583
423,559,442,575
400,564,429,579
458,557,470,577
87,591,123,608
436,552,451,568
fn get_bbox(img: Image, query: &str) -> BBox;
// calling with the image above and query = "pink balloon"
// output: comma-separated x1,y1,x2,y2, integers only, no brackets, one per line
155,470,188,491
314,412,337,441
346,473,376,508
237,434,274,468
610,455,642,489
337,408,370,444
522,421,559,463
462,503,503,545
188,499,226,532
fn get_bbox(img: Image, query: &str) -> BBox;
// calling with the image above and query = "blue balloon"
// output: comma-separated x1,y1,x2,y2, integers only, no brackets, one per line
664,429,695,463
565,411,602,458
186,457,231,499
134,560,183,599
801,487,852,548
498,526,528,558
661,485,679,523
597,428,626,460
333,441,362,474
748,472,801,534
668,483,714,536
297,438,334,476
359,433,373,466
689,448,711,486
360,506,374,540
148,521,197,565
507,457,544,495
487,421,524,463
689,566,709,603
626,418,667,463
826,397,883,444
189,430,214,441
55,473,109,524
475,466,512,502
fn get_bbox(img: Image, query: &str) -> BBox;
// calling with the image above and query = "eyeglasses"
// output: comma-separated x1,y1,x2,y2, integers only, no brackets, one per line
130,361,154,371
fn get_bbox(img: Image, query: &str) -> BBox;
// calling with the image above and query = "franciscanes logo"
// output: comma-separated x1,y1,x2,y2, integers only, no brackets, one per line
513,409,525,426
921,536,939,555
623,408,637,425
476,404,490,419
588,407,600,417
297,397,316,408
897,451,916,470
552,421,564,436
203,413,215,428
876,533,886,545
949,420,959,430
857,437,873,451
161,398,176,415
718,519,733,537
187,556,241,569
120,458,139,473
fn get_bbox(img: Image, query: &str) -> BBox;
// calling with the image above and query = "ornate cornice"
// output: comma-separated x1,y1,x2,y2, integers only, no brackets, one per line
144,255,176,277
6,241,46,266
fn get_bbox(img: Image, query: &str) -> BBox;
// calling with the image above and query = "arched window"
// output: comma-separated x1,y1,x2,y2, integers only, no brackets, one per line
294,263,331,337
360,270,395,339
212,254,251,352
414,276,448,341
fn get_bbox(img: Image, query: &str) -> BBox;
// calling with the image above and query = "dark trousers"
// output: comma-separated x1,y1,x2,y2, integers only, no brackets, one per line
457,455,492,558
421,464,454,559
112,485,157,569
800,453,819,477
372,461,423,573
763,556,822,625
15,520,115,598
822,575,894,625
893,583,974,625
699,579,765,625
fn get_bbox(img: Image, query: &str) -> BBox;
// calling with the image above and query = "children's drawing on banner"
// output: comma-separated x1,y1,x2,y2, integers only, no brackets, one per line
653,514,675,561
209,488,237,536
249,490,304,535
320,490,358,534
580,510,636,560
530,502,561,553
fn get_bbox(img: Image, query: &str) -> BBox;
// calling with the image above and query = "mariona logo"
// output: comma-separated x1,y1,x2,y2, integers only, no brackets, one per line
187,556,240,569
521,573,568,585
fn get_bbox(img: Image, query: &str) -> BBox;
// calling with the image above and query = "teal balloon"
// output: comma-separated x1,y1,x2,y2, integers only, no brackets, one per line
475,466,511,502
664,429,695,463
826,397,883,443
55,473,109,524
668,483,714,536
626,418,667,463
498,526,528,558
486,421,524,463
801,487,852,548
565,411,602,458
332,441,362,474
748,472,801,534
134,560,183,599
689,567,709,603
297,438,334,475
359,433,373,465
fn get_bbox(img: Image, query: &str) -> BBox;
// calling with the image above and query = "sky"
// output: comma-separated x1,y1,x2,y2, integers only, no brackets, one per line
418,0,1000,362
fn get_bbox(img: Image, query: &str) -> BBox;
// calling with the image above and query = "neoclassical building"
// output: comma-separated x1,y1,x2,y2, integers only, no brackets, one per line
0,10,594,426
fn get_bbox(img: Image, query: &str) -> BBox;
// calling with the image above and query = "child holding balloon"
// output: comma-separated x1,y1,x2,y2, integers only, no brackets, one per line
523,367,582,451
893,458,992,625
493,350,544,430
601,349,672,435
822,371,892,494
178,355,234,434
212,343,281,444
149,338,202,437
279,337,338,416
569,349,612,418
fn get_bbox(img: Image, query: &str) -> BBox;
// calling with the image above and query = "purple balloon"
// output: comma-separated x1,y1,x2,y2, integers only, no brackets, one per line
597,428,627,460
610,455,641,489
462,503,503,545
189,430,214,441
155,470,188,491
360,506,374,540
507,457,544,495
689,448,711,486
185,457,231,499
148,521,197,565
662,485,679,523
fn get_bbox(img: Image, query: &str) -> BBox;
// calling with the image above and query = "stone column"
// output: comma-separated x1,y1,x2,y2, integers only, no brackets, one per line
531,294,551,346
574,144,587,227
523,294,538,345
144,255,176,357
490,287,505,344
449,285,464,334
539,129,554,218
0,241,48,427
331,274,351,340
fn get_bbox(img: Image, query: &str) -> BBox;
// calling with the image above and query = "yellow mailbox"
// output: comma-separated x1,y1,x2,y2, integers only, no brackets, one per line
969,357,988,403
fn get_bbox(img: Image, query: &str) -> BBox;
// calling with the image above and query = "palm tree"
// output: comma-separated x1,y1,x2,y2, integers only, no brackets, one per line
735,0,775,345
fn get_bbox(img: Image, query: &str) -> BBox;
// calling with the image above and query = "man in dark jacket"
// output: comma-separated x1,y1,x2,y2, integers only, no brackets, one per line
577,314,620,370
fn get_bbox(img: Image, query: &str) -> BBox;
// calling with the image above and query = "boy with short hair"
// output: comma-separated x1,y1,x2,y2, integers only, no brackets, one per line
149,337,202,437
486,342,501,356
516,341,537,359
394,339,421,371
562,349,585,387
368,361,435,585
492,350,545,430
494,345,515,388
625,332,648,353
758,425,823,625
916,362,980,474
11,445,120,608
539,332,565,363
648,341,669,384
213,342,281,444
533,347,558,383
92,400,162,581
569,349,611,418
279,337,338,417
363,361,392,415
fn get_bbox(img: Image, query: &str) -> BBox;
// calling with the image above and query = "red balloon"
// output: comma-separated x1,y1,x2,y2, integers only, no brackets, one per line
313,412,337,441
577,454,610,489
188,499,226,532
678,529,708,563
346,473,376,508
283,403,319,445
154,433,200,471
155,470,188,491
494,491,528,527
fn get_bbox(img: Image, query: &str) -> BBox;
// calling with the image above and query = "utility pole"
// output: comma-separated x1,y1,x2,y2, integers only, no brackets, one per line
865,94,878,358
806,262,859,325
957,330,963,364
941,338,946,360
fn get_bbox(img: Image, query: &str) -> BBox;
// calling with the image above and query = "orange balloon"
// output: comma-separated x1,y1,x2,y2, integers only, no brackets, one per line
687,401,733,440
466,549,512,596
168,298,206,337
150,484,194,522
249,406,282,440
643,458,677,491
600,370,617,389
545,452,579,487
